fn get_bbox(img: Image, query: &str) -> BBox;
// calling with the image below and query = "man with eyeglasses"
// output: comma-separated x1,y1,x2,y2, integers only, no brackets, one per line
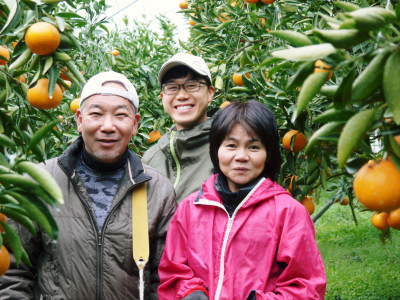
142,52,215,203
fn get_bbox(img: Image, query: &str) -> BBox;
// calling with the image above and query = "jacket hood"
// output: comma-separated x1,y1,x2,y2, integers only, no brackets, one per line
198,174,290,208
58,137,151,184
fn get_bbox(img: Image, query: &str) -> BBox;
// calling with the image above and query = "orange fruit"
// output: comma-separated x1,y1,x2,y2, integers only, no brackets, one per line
394,135,400,145
314,59,333,80
147,130,162,144
371,212,389,230
232,72,250,86
60,68,70,81
0,212,7,233
219,101,231,109
27,78,63,109
353,159,400,211
288,175,298,194
0,46,10,65
17,74,27,83
232,73,244,86
301,196,315,215
282,130,307,152
340,196,349,206
387,208,400,230
188,20,196,26
244,0,260,3
69,98,80,113
179,0,188,9
218,13,231,23
261,0,275,3
0,245,11,276
25,22,61,55
111,49,120,56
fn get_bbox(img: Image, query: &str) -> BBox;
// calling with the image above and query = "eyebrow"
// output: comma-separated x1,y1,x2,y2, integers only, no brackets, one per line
224,136,260,143
87,104,131,110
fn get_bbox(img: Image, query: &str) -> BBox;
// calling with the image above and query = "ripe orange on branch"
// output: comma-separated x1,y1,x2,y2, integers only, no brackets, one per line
111,49,120,56
353,159,400,211
0,246,10,276
70,98,80,113
25,22,60,55
232,72,251,86
371,212,389,230
27,78,63,109
0,46,10,65
220,101,231,109
314,60,333,80
301,196,315,215
179,1,188,9
0,212,7,233
147,130,161,144
282,130,307,152
387,208,400,229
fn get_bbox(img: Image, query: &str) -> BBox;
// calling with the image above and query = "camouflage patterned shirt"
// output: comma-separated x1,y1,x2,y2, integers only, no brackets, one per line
76,150,126,230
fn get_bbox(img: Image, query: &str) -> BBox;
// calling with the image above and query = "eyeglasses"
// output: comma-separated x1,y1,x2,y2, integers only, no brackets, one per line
162,81,207,95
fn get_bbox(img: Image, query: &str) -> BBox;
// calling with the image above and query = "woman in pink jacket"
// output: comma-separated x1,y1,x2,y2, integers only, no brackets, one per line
158,100,326,300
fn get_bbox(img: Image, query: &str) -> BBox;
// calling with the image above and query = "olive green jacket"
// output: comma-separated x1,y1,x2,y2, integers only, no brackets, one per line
142,119,214,203
0,138,177,300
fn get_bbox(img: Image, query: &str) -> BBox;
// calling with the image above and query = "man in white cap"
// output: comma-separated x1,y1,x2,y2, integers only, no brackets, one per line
0,71,176,299
143,53,215,203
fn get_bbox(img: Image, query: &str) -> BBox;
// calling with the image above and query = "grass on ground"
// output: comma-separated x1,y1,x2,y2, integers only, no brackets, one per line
315,200,400,300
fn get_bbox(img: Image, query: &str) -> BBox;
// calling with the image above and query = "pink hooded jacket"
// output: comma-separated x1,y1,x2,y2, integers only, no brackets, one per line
158,175,326,299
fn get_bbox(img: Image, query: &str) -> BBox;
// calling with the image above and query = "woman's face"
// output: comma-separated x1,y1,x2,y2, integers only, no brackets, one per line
218,123,267,192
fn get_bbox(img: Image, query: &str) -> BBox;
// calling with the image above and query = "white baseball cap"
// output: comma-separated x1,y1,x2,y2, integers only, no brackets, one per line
80,71,139,109
158,52,212,84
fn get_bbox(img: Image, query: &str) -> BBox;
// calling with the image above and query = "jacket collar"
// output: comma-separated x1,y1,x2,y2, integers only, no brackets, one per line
57,137,151,185
195,174,289,208
157,118,212,152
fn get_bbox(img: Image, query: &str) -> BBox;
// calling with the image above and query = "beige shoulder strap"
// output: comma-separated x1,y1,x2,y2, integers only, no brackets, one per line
131,182,149,300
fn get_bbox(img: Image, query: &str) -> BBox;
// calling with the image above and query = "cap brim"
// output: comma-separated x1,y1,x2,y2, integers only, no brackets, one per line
158,61,210,84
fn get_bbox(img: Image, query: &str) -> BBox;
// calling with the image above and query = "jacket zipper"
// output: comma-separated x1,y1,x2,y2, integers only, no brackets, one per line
203,178,265,300
214,215,234,300
70,171,103,300
169,130,181,189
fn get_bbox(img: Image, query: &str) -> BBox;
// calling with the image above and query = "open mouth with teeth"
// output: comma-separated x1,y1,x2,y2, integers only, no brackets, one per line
175,104,194,111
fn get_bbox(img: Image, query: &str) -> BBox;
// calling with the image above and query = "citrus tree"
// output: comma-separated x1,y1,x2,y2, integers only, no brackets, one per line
0,0,106,275
0,0,181,275
175,0,400,229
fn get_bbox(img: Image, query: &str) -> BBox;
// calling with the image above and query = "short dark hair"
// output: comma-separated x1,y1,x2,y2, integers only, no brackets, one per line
209,100,282,181
161,65,211,86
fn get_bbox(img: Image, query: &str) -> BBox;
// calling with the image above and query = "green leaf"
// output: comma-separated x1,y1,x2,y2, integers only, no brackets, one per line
271,43,337,61
337,108,377,168
333,68,356,108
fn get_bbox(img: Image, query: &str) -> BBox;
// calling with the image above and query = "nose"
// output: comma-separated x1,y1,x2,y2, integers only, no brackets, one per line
234,148,249,161
101,114,116,132
175,85,190,100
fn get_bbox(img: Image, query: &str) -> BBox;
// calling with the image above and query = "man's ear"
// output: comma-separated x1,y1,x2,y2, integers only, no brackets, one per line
76,109,83,133
134,113,140,123
207,86,215,104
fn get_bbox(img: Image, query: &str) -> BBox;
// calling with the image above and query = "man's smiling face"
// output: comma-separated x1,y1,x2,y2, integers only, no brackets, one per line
161,74,214,130
77,83,139,163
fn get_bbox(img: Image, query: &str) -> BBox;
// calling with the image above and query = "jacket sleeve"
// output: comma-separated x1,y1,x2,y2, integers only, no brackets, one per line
148,178,177,298
254,202,326,299
0,223,42,299
158,199,208,299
